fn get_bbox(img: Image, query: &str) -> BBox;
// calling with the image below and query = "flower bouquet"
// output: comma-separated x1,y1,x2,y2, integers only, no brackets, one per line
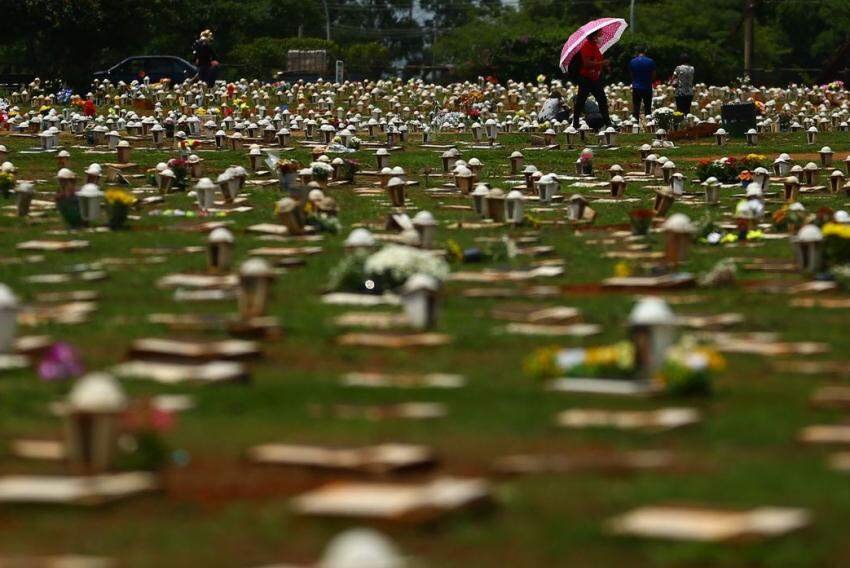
328,245,450,293
695,154,766,183
303,199,341,234
104,189,136,230
653,107,684,131
277,159,301,192
524,337,724,396
116,398,173,472
167,157,188,190
628,208,654,235
823,222,850,265
772,205,807,234
0,171,14,198
310,161,333,184
56,193,85,228
364,244,450,290
338,159,359,182
524,341,636,382
656,339,724,395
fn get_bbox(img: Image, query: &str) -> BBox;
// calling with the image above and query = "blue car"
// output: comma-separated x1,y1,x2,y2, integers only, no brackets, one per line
93,56,197,84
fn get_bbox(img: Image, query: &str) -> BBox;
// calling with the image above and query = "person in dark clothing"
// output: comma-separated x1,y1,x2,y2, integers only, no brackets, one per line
193,29,219,87
629,47,656,121
571,30,611,130
571,96,604,130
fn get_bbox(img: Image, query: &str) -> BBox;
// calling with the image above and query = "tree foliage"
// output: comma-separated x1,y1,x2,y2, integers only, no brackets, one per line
0,0,847,87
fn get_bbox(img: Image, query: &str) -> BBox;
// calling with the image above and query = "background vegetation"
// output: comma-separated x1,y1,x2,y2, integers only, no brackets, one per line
1,1,849,87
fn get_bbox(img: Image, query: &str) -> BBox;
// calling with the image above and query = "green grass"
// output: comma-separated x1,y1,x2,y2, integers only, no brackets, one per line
1,128,850,567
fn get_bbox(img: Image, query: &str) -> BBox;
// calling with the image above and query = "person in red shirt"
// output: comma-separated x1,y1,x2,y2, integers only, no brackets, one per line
571,30,611,130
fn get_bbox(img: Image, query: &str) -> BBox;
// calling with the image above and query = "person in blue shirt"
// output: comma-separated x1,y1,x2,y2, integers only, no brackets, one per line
629,48,656,121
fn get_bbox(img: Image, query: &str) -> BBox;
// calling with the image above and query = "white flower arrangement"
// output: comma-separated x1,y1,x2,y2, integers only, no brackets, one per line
310,161,333,180
364,244,449,286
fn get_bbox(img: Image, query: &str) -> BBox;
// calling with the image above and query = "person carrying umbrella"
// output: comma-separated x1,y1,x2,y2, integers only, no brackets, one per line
571,30,611,130
560,18,627,131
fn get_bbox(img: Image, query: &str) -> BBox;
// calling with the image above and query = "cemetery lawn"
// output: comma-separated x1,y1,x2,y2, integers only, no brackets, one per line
2,131,850,567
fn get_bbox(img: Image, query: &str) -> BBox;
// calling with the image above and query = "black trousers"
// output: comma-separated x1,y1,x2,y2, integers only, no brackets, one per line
632,88,652,120
198,64,219,87
572,77,611,129
676,95,693,114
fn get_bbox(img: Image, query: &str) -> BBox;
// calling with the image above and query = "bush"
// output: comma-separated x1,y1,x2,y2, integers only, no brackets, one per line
343,42,391,78
230,37,339,79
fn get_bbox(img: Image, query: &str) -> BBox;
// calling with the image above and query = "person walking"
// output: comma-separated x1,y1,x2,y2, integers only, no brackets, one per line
629,47,656,121
193,29,220,87
673,54,695,115
571,30,611,130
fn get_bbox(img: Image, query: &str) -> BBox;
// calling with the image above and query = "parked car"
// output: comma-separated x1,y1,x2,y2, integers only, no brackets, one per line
93,56,196,84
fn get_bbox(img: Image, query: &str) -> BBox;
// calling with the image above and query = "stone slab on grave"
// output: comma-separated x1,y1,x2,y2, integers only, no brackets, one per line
503,323,602,337
340,372,466,389
333,312,412,330
16,240,89,252
493,450,676,475
18,301,97,325
602,273,695,289
290,477,491,524
247,443,435,474
606,505,810,542
555,407,700,431
310,402,447,421
337,332,451,348
112,359,249,384
549,378,660,397
0,472,159,506
127,337,261,361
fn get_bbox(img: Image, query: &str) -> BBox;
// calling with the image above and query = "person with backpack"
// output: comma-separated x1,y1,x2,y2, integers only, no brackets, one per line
570,30,611,130
629,47,656,121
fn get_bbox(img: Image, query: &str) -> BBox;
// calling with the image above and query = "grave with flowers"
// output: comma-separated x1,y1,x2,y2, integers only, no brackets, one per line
2,72,850,565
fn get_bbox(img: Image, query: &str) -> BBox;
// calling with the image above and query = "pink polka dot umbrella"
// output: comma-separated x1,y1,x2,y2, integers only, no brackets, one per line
559,18,629,73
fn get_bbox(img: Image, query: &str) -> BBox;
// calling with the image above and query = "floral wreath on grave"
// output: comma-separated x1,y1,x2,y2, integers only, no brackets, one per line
524,337,725,396
329,244,450,294
823,222,850,265
0,171,14,198
695,154,767,184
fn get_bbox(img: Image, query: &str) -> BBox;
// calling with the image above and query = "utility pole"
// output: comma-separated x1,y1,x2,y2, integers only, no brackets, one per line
630,0,636,34
321,0,331,41
743,0,755,79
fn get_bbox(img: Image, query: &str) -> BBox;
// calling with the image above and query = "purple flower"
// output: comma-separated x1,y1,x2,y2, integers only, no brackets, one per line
38,342,84,381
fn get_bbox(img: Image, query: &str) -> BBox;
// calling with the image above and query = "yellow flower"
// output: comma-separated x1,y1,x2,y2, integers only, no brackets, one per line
823,223,850,239
104,189,136,206
523,346,560,380
614,261,633,278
